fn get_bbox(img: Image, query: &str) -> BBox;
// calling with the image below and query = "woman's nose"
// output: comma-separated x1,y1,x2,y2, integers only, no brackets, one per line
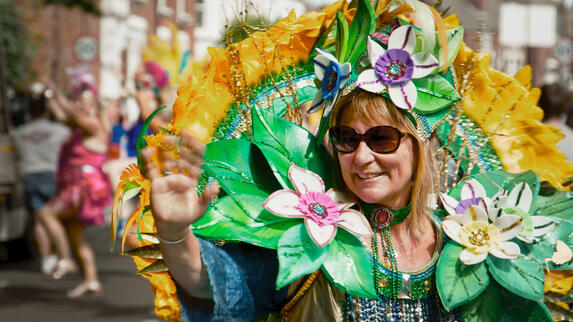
352,141,375,164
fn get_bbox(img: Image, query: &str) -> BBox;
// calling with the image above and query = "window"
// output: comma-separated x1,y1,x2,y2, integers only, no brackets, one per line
195,0,204,27
157,0,173,17
177,0,193,24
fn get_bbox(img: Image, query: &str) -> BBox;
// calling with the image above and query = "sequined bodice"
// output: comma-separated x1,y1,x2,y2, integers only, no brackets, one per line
344,214,457,321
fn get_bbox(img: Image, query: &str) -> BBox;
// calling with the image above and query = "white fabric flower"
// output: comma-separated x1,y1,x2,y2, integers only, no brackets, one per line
307,48,352,116
262,163,372,248
489,183,554,244
357,25,439,110
440,179,491,224
442,205,523,265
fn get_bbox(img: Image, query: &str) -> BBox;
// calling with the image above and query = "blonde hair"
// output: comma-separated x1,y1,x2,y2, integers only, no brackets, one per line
329,89,436,236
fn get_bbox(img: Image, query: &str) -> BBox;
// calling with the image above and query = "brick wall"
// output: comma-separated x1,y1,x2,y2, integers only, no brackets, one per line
18,0,100,94
16,0,195,96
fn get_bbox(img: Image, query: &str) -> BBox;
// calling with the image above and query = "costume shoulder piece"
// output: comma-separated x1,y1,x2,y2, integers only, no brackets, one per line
110,1,573,320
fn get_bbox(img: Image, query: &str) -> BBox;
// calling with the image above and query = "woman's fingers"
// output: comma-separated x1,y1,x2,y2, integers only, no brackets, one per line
141,147,161,180
142,132,206,183
158,134,204,174
180,129,206,155
199,180,220,208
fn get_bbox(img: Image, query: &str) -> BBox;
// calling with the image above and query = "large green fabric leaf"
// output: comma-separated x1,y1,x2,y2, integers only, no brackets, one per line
433,27,464,73
532,189,573,220
486,254,545,302
436,242,489,310
412,74,461,114
345,0,376,63
276,224,328,289
529,188,573,270
504,171,541,196
265,85,319,118
533,221,573,270
203,138,274,220
251,107,334,189
193,196,296,249
204,138,257,191
249,143,283,195
335,12,349,61
322,230,377,299
458,280,553,321
447,170,540,200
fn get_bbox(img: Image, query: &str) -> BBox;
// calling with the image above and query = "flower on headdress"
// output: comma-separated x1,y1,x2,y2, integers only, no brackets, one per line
357,25,439,110
489,183,554,244
262,163,372,248
307,48,352,117
440,179,491,223
442,205,523,265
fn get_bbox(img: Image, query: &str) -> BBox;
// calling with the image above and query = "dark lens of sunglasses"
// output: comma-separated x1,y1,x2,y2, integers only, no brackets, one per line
330,126,359,153
366,126,401,153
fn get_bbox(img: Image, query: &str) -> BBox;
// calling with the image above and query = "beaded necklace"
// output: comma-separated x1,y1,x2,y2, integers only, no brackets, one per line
362,203,411,299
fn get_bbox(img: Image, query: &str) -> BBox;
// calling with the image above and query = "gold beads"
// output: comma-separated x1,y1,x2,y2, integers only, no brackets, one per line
423,279,431,291
378,277,388,288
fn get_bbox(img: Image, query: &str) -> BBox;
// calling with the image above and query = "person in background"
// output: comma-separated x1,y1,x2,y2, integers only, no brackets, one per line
104,65,172,247
37,71,112,298
104,94,148,246
12,84,70,275
539,83,573,162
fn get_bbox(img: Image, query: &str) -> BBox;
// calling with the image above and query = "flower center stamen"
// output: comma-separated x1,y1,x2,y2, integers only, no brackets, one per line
321,62,341,100
468,229,489,247
385,60,406,79
374,48,414,86
309,202,327,218
327,72,338,91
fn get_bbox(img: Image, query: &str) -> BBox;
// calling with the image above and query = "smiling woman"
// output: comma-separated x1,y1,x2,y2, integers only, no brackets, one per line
331,89,435,234
115,0,573,320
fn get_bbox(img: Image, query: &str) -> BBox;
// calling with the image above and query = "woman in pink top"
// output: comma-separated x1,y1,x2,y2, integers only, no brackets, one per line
38,74,112,298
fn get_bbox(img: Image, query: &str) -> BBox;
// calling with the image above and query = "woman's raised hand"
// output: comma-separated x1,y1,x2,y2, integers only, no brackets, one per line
141,130,219,243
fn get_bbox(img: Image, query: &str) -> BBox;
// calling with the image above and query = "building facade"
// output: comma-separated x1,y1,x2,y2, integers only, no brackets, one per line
443,0,573,88
18,0,195,100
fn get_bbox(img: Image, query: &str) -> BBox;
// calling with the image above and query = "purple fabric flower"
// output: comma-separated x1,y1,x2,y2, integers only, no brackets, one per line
356,25,440,110
374,48,414,86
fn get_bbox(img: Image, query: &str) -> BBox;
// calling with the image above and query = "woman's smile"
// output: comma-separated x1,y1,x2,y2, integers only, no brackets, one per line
337,108,415,207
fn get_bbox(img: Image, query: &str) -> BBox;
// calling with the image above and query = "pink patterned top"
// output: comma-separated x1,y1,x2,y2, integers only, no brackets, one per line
54,129,112,226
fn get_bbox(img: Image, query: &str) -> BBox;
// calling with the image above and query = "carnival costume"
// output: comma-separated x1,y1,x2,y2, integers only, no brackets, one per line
111,0,573,320
50,129,112,226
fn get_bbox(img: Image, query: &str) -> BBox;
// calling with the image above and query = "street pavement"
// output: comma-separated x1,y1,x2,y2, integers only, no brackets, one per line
0,225,160,322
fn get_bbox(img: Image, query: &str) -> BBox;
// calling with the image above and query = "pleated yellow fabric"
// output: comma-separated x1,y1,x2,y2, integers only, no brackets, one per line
449,13,573,189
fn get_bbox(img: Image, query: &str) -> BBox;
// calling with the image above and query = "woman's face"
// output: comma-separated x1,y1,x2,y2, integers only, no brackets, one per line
337,107,416,208
76,91,97,114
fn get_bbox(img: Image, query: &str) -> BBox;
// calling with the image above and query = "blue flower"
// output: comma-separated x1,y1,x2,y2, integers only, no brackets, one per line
308,48,352,117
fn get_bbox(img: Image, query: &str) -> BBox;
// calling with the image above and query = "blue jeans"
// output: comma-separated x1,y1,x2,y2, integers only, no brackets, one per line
22,171,56,212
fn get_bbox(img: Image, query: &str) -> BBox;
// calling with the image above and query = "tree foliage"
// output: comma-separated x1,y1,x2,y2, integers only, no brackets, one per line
0,2,35,89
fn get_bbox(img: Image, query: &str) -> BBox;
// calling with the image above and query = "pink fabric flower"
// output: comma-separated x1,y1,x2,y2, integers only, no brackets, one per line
263,163,373,248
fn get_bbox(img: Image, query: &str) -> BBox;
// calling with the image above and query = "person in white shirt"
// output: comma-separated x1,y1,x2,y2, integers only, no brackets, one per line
13,90,70,275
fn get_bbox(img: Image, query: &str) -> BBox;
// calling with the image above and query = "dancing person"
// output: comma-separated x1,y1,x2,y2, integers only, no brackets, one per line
37,74,112,298
13,89,70,274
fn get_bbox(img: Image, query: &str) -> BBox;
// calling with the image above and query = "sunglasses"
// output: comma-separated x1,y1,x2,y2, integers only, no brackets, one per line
329,125,406,154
